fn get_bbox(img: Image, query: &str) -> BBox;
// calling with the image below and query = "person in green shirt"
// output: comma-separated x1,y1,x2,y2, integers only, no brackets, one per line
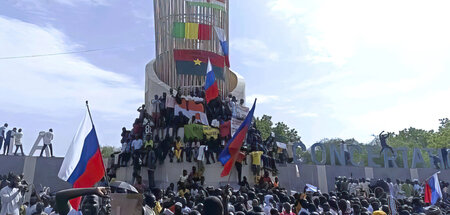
144,134,154,149
401,179,413,197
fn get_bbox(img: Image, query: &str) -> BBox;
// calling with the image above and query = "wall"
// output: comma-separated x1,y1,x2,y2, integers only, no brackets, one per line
116,158,450,193
1,155,448,194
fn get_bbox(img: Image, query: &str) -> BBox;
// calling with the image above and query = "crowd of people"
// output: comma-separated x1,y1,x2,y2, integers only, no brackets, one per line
0,172,56,215
110,87,291,188
93,88,450,215
2,169,448,215
137,175,449,215
0,124,55,157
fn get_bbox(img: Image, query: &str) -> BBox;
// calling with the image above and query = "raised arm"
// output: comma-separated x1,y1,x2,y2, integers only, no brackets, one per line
55,187,109,215
1,188,21,202
379,131,384,136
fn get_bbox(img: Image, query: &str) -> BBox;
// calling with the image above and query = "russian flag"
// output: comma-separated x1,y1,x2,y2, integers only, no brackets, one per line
214,27,230,67
205,58,219,104
58,110,105,210
424,172,443,205
218,99,256,177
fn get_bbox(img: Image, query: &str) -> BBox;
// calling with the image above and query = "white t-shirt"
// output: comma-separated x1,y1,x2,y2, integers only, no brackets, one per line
0,186,22,215
14,132,23,145
43,132,53,145
211,119,220,128
179,175,188,183
151,99,161,113
197,145,207,161
165,96,176,109
132,139,143,150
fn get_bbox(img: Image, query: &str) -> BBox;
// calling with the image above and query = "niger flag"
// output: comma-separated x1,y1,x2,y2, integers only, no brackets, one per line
173,49,225,80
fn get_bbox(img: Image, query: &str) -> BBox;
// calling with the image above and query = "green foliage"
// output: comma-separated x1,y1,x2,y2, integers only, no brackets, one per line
100,146,116,158
273,122,301,143
428,118,450,148
254,115,273,141
254,114,301,143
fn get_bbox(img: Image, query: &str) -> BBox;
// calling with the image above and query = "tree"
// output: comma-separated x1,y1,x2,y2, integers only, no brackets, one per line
254,115,273,140
429,118,450,148
101,146,117,158
273,122,301,143
254,115,301,143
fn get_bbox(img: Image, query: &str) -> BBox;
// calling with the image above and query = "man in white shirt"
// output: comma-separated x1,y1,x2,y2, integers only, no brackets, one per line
229,97,237,118
13,129,24,156
165,89,176,126
0,175,24,215
0,123,7,154
40,129,54,157
132,136,144,152
151,95,161,127
236,99,249,120
197,145,207,162
413,180,423,195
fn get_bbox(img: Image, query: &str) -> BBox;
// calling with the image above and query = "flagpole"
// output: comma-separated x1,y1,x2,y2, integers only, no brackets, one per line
85,101,94,126
421,171,440,184
85,100,110,187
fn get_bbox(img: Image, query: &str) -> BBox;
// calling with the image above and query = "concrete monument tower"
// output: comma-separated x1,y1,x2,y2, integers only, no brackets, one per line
145,0,245,109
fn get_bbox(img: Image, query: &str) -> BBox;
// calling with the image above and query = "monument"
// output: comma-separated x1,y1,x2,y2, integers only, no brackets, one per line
145,0,245,110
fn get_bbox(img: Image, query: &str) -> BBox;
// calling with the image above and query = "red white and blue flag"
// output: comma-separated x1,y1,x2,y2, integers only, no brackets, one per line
58,109,105,210
214,27,230,67
218,99,256,177
205,58,219,104
424,172,442,205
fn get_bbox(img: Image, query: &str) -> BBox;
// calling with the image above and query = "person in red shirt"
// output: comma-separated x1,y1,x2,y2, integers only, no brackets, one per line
235,150,246,184
280,202,296,215
259,171,273,189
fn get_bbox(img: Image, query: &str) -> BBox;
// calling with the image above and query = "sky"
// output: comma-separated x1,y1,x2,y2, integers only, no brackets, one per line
1,0,450,156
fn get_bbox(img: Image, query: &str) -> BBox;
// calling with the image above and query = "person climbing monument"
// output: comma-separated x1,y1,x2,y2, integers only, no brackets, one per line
379,131,394,155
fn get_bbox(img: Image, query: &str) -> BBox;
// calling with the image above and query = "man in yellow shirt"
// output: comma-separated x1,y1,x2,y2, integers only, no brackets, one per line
249,150,263,183
175,136,183,162
177,183,190,198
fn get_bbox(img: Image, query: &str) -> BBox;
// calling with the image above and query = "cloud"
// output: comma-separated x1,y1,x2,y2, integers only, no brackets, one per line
246,94,279,105
130,1,154,27
339,89,450,142
7,0,110,17
267,0,450,66
266,0,306,25
231,38,279,66
298,112,319,118
0,16,142,117
132,9,154,25
54,0,109,6
263,0,450,144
